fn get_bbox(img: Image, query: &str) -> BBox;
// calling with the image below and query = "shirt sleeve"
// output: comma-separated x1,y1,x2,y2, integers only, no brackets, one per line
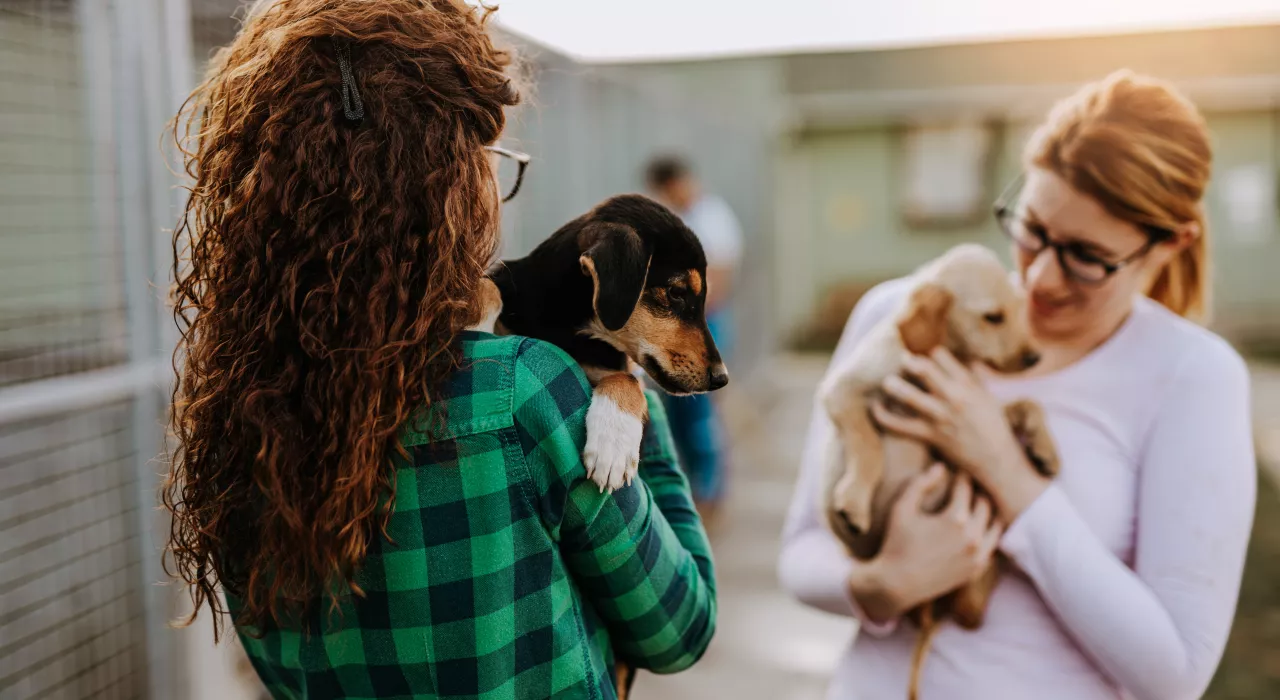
776,280,907,635
511,339,716,674
999,337,1256,700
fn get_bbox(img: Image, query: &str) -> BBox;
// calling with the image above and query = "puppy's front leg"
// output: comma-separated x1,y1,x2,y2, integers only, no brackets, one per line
583,370,648,492
1004,399,1060,478
822,384,884,537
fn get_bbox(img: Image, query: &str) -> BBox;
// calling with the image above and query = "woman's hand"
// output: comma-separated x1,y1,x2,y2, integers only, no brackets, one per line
848,465,1003,622
870,348,1049,519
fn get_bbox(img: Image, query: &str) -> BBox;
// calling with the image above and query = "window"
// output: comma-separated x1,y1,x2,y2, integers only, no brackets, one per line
899,122,997,229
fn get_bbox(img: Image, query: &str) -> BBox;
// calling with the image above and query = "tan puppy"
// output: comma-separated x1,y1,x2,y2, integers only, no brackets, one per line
818,244,1061,700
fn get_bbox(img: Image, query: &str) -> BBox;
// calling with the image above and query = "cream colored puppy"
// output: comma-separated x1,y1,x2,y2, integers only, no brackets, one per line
817,243,1061,699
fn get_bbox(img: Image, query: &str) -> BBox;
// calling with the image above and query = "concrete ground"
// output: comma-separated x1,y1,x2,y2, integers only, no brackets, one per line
636,354,1280,700
635,354,849,700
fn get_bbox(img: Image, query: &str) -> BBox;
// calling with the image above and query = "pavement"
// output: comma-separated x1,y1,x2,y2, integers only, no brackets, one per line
634,354,848,700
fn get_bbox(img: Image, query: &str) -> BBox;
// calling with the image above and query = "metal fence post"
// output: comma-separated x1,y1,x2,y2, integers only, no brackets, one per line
110,0,181,694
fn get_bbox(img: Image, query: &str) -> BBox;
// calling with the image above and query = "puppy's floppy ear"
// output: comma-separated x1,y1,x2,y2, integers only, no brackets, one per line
897,283,954,354
579,222,651,331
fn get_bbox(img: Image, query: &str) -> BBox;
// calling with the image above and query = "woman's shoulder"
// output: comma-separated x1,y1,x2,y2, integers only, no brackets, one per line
405,333,591,444
456,331,592,399
1128,298,1251,400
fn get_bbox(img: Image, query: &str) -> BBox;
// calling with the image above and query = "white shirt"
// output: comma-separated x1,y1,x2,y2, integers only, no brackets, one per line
680,194,743,271
778,277,1257,700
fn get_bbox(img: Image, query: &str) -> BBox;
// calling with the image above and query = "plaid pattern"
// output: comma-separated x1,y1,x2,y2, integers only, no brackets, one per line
231,332,717,699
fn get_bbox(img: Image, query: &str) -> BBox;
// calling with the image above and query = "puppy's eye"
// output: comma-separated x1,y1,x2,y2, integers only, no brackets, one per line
983,311,1006,325
668,289,688,312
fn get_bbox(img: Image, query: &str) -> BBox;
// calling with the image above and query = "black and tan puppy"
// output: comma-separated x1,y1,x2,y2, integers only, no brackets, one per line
472,194,729,493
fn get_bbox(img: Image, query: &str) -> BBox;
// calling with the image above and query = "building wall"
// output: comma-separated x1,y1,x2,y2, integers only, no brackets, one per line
615,24,1280,346
779,112,1280,341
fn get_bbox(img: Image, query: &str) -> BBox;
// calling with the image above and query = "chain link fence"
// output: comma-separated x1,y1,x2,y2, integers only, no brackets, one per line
0,0,191,697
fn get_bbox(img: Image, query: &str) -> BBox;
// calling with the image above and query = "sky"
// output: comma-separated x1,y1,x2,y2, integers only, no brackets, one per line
492,0,1280,63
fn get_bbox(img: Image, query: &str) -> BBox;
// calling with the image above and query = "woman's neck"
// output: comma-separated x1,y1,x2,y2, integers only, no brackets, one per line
1023,303,1135,377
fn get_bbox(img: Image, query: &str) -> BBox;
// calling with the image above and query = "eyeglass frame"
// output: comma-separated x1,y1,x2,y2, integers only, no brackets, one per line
991,174,1174,285
485,145,531,203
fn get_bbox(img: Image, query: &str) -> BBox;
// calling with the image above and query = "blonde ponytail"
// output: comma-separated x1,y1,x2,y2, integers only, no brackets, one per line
1146,219,1209,321
1027,70,1213,322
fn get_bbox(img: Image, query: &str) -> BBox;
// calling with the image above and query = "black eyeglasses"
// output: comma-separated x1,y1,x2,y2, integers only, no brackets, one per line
485,145,530,203
993,175,1172,285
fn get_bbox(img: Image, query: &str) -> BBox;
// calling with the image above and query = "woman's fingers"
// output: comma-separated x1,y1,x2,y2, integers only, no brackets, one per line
881,375,948,421
948,472,974,517
870,400,934,441
969,493,993,532
930,347,972,385
898,463,948,512
978,516,1004,560
900,353,951,394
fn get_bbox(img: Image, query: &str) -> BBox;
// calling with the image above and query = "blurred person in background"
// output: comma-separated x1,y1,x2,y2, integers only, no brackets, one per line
646,155,744,514
163,1,715,698
779,70,1255,699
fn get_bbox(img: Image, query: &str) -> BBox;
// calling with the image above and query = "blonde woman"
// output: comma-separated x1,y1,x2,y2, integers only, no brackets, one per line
779,70,1256,699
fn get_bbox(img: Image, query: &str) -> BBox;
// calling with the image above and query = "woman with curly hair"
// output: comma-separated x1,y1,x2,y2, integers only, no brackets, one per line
164,1,716,697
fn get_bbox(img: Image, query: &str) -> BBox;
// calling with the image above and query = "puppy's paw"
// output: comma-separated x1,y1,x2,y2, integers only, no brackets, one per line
583,394,643,493
1005,399,1060,477
831,471,873,537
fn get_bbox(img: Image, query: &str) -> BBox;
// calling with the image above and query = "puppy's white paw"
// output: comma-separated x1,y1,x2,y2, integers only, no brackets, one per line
583,394,643,493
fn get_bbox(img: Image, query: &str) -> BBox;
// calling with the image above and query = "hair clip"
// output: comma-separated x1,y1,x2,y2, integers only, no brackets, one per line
335,41,364,122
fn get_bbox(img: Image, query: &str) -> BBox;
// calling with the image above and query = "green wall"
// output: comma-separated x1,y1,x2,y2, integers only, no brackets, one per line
783,112,1280,338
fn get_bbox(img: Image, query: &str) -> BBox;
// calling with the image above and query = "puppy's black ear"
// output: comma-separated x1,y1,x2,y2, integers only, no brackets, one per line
579,222,651,331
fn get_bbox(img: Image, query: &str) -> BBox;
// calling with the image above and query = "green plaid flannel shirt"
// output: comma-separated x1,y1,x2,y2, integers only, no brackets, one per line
232,332,717,699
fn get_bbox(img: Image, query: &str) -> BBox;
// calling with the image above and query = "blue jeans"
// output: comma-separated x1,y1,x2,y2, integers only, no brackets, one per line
662,308,733,504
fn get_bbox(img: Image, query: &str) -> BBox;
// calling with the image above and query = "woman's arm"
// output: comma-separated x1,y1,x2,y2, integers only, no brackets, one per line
513,339,716,674
998,339,1256,700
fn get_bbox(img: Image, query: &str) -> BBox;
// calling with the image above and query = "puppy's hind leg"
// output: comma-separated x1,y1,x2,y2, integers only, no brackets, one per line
583,371,649,493
949,559,1001,630
822,387,885,537
821,437,861,552
613,661,637,700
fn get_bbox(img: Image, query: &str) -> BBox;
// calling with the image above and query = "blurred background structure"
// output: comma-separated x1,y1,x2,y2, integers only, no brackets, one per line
4,1,1280,698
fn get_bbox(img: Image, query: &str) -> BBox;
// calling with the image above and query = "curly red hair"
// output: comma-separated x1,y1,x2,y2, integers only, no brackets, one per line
164,0,519,636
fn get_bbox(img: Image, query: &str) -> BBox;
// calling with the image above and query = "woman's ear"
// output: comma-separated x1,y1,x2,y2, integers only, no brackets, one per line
897,283,954,355
1149,220,1201,268
579,222,651,331
1173,220,1202,249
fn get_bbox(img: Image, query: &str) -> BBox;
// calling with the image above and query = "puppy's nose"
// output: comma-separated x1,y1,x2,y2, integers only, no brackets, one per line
708,364,729,391
1021,350,1042,369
